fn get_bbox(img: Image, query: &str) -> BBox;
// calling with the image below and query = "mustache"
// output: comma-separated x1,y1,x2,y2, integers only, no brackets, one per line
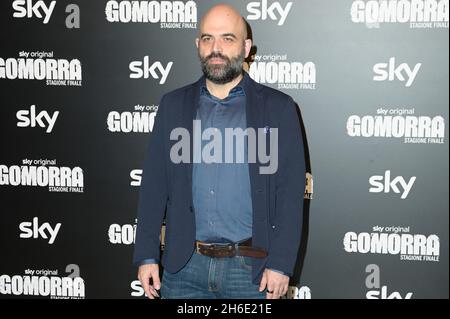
204,52,230,63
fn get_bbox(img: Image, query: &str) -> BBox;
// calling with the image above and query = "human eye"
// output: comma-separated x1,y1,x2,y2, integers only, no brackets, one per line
223,36,235,43
202,35,212,42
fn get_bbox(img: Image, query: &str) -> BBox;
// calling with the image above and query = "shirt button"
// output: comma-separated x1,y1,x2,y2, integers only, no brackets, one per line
210,190,215,195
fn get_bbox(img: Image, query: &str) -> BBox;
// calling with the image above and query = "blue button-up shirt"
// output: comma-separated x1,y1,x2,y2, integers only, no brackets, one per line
192,77,253,243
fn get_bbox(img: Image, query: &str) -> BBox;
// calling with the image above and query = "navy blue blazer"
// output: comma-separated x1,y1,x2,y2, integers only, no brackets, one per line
133,73,306,284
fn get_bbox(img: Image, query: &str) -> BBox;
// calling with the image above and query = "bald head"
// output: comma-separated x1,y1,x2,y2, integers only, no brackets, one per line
196,4,252,85
199,4,248,40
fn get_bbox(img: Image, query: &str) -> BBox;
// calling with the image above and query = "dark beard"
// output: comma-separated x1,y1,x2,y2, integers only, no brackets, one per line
199,49,245,84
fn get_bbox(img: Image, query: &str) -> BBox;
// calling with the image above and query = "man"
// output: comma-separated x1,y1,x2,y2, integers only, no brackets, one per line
133,3,306,299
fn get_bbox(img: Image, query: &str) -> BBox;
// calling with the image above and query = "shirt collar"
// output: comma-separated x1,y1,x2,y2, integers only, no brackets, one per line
200,72,249,100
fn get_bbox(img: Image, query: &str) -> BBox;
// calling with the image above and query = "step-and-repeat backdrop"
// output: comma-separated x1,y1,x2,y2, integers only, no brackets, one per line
0,0,448,299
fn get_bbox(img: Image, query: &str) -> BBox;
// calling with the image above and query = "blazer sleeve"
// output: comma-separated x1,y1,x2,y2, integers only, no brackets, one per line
133,95,169,266
266,96,306,276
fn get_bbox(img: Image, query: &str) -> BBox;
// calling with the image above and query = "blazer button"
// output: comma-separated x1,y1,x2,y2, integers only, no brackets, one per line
189,205,194,213
272,225,276,229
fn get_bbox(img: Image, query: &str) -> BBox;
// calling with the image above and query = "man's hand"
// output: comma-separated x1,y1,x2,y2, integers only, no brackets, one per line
259,268,289,299
137,264,161,299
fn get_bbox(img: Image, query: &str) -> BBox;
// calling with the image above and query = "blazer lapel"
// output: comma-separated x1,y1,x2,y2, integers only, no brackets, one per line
245,74,265,193
183,76,203,193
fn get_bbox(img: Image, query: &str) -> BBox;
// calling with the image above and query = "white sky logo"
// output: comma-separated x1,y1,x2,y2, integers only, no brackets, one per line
130,169,142,186
129,56,172,84
131,280,147,297
247,0,293,26
16,105,59,133
12,0,56,24
369,170,416,199
19,217,61,244
373,57,421,87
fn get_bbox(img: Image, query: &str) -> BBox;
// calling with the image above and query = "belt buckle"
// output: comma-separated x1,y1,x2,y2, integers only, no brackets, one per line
196,241,214,254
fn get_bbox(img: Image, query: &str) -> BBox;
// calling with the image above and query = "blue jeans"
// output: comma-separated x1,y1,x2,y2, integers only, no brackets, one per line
161,251,266,299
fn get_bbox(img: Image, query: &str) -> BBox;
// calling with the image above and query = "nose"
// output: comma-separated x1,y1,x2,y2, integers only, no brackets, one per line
212,38,222,53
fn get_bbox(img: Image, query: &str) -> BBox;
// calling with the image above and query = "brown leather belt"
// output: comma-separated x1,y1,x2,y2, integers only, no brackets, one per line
195,238,268,258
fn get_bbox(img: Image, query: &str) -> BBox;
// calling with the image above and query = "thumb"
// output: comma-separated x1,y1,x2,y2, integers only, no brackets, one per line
152,270,161,290
259,271,267,292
